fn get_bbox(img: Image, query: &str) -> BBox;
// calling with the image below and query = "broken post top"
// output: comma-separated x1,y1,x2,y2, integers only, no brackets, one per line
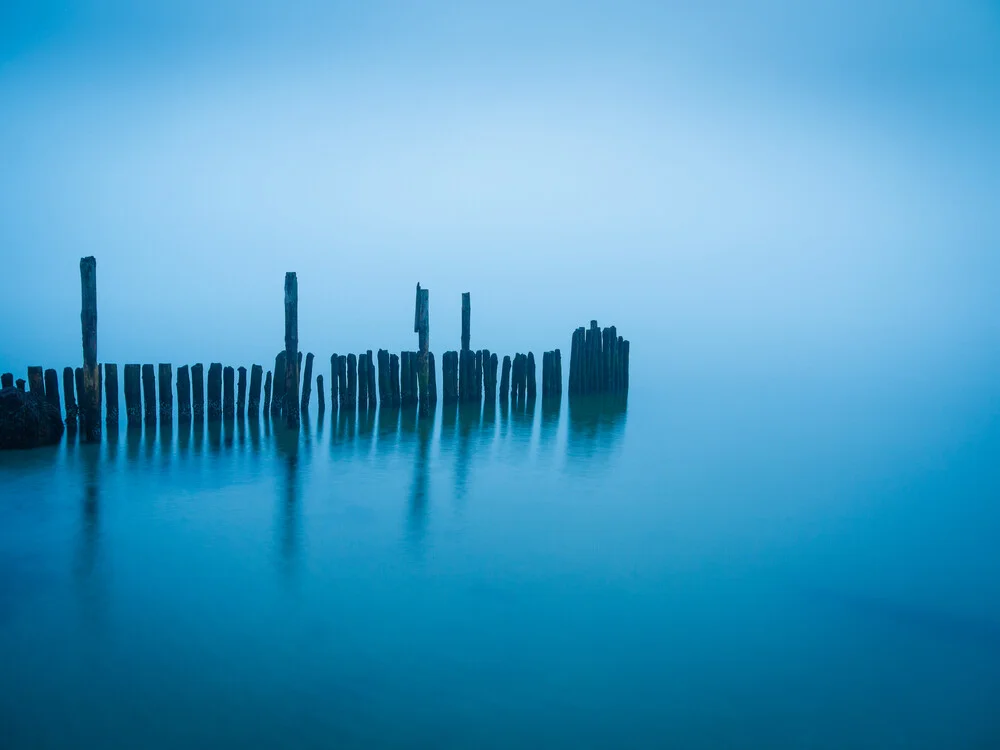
461,292,470,351
415,284,429,351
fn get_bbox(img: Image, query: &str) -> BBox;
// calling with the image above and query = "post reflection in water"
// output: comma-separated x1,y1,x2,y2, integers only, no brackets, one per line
274,424,301,578
222,418,234,450
540,396,561,448
207,420,222,454
454,401,481,502
566,394,628,461
406,409,436,549
178,418,191,458
378,405,399,450
358,404,375,455
76,440,104,625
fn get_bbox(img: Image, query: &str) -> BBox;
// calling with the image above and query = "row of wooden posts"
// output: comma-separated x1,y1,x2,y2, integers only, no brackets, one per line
0,259,628,442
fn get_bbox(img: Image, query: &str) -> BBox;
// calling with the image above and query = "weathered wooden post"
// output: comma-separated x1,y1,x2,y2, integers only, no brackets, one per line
358,353,369,405
330,354,340,408
441,351,456,403
62,367,78,426
500,355,511,400
337,355,348,409
284,272,300,428
237,366,248,418
191,363,205,420
103,364,118,424
0,373,12,388
400,351,412,406
408,353,418,406
623,339,630,392
300,353,314,413
389,353,400,407
346,353,357,408
159,364,173,422
473,350,482,402
488,353,498,403
223,366,235,420
481,349,492,399
142,364,157,424
367,350,377,409
124,365,140,427
263,370,273,414
27,366,44,396
16,379,25,392
542,351,552,399
248,365,262,417
526,352,537,401
271,352,286,416
377,349,391,403
80,256,101,442
459,292,472,402
177,365,192,423
415,284,430,415
428,352,437,405
44,368,62,419
207,363,223,421
317,374,325,413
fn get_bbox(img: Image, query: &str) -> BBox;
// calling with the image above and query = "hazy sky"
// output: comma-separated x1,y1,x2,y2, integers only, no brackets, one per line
1,1,998,389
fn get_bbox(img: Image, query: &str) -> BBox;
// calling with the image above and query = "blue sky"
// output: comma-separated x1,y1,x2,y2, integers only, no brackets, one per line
1,1,998,377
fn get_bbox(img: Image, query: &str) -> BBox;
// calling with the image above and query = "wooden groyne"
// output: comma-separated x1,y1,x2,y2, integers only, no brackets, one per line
0,259,630,444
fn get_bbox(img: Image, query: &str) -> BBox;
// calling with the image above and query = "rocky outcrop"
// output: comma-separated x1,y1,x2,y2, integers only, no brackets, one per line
0,387,65,449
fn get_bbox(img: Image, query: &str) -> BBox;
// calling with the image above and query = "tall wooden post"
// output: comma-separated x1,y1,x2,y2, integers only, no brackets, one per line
284,272,300,428
337,355,348,409
346,353,357,409
500,355,511,401
317,374,325,413
474,350,483,402
103,364,118,425
80,256,101,441
526,352,537,401
272,352,286,416
263,370,273,414
415,284,430,415
367,350,377,409
358,353,369,406
377,349,391,403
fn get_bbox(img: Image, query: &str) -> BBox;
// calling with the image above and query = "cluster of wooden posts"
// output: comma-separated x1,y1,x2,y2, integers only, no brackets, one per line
1,260,629,443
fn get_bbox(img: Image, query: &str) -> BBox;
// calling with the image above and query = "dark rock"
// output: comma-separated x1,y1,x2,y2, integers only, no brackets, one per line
0,387,65,449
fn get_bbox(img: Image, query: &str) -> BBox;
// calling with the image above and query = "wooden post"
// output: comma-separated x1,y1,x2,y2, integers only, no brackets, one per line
415,284,430,415
284,272,300,428
500,355,511,400
409,352,418,406
623,339,630,393
346,353,357,408
337,355,348,409
542,351,552,399
27,366,44,396
367,350,377,409
16,379,26,392
481,349,492,400
80,256,101,442
461,292,471,351
555,349,562,396
207,363,222,421
272,352,286,416
63,367,78,426
159,364,173,423
103,364,118,424
474,350,483,402
489,353,498,403
400,351,412,406
527,352,537,401
177,365,192,423
0,373,12,389
300,352,314,413
142,364,157,424
331,354,341,409
191,363,205,420
124,364,140,427
428,352,437,405
263,370,273,414
223,366,235,420
377,349,391,403
358,353,368,409
44,368,62,419
389,353,400,407
317,374,325,414
442,351,457,403
248,365,262,417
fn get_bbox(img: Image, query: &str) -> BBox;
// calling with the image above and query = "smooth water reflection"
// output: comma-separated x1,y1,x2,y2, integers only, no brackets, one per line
1,385,998,748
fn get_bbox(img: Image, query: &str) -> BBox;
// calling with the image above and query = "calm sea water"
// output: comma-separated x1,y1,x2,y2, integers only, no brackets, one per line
1,363,999,748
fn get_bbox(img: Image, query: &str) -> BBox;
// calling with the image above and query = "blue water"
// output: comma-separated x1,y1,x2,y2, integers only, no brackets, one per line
1,366,999,748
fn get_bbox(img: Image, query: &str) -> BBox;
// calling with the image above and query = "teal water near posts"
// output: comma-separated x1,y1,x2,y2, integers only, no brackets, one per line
1,364,999,748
